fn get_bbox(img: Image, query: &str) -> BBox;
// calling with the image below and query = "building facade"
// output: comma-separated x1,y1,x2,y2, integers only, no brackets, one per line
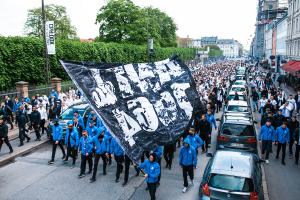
200,37,218,47
275,15,288,68
287,0,300,60
217,39,243,58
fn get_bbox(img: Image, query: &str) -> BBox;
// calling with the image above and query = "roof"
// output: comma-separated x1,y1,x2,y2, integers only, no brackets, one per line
223,119,252,125
72,103,90,110
211,151,254,178
227,100,248,107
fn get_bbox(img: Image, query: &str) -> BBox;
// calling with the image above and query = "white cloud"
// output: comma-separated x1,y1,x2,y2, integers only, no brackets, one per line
0,0,257,49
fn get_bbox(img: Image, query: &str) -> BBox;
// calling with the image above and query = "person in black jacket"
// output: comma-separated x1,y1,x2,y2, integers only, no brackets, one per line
4,96,14,123
0,116,13,153
294,127,300,165
163,142,176,170
288,116,299,157
196,114,211,152
30,106,41,141
16,106,31,146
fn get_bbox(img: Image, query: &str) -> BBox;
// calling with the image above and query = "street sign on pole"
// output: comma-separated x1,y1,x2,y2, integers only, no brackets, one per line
45,21,55,55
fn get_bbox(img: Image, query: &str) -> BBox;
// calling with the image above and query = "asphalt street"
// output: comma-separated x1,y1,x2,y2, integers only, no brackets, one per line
1,109,300,200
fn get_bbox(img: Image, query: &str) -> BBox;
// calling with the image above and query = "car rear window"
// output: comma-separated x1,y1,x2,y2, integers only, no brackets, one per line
227,105,248,112
222,123,254,136
60,108,85,120
232,87,245,92
209,174,254,192
227,95,245,101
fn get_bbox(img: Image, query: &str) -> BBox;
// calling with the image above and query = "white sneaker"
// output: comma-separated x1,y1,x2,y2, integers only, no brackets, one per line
182,187,187,193
190,180,194,186
265,160,269,164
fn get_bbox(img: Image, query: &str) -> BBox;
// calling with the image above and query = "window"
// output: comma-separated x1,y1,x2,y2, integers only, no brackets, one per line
209,174,254,192
222,124,255,136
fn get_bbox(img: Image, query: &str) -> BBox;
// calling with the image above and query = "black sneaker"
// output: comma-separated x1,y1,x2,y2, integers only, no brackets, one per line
9,150,13,154
115,178,120,183
282,161,286,165
90,178,96,183
103,172,107,175
78,174,85,178
18,143,24,147
122,181,128,187
87,170,92,174
62,155,66,160
48,160,54,165
27,138,31,142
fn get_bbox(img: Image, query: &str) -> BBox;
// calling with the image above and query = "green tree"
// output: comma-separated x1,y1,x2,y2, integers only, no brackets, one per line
24,4,77,39
95,0,177,47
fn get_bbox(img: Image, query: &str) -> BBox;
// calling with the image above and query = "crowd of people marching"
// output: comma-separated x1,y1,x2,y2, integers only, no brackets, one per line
2,60,299,200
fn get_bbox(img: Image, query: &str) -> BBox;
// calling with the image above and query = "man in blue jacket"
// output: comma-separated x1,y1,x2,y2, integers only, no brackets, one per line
138,153,160,200
64,121,79,167
86,121,99,137
90,132,109,182
74,110,85,129
48,119,66,164
259,119,275,164
179,138,197,193
276,122,290,165
152,145,163,185
78,130,93,178
186,127,204,155
110,138,125,183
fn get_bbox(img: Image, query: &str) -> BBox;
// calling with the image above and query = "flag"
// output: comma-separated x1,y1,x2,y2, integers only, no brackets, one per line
60,56,203,162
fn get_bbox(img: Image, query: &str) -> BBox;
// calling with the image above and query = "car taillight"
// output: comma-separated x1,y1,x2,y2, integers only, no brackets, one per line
201,183,210,196
250,191,258,200
217,135,230,142
246,137,257,143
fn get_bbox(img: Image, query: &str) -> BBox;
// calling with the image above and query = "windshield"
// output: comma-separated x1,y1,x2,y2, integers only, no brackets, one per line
60,108,85,120
222,123,254,136
232,87,245,92
227,105,248,112
227,95,245,101
234,82,244,85
209,174,254,192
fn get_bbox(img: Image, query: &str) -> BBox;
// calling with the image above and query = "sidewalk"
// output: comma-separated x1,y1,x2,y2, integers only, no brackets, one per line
0,129,49,167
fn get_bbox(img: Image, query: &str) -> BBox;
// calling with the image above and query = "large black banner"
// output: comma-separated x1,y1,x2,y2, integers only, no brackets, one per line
60,56,202,162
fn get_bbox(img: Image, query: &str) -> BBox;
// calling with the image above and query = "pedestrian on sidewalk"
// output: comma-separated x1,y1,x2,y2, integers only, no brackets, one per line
122,155,140,186
138,153,160,200
1,102,13,130
251,89,259,112
78,130,93,178
186,127,204,155
152,145,163,186
288,116,299,157
280,102,292,120
294,127,300,165
38,103,47,135
275,122,290,165
64,121,79,167
287,95,297,117
90,131,108,182
0,116,13,153
195,114,211,153
179,138,197,193
259,119,275,163
48,119,66,164
30,106,41,141
294,91,300,115
16,106,30,146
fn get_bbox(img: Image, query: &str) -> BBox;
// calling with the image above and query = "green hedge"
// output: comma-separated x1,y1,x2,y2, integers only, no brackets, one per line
0,36,196,90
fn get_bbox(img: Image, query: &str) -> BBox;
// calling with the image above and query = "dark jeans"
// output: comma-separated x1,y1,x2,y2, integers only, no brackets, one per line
216,100,222,113
276,143,287,162
289,139,294,155
200,132,210,151
262,140,272,160
19,125,30,144
32,123,41,139
124,155,139,182
147,182,157,200
50,141,65,161
114,155,124,180
66,146,77,164
182,165,194,187
163,150,174,168
0,137,13,151
141,151,150,163
295,145,300,164
92,153,107,179
80,154,93,175
39,119,46,134
157,158,161,183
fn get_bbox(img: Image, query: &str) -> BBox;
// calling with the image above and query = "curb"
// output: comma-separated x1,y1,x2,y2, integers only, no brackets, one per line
0,139,49,167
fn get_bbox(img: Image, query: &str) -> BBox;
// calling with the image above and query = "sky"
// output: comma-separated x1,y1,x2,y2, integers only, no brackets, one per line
0,0,257,50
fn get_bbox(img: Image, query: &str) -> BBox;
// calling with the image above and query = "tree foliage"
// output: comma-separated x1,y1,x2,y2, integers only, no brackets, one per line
24,4,77,39
0,37,195,90
96,0,177,47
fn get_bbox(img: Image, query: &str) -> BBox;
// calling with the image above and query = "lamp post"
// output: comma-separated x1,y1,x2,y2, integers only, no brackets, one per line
148,38,154,63
42,0,50,85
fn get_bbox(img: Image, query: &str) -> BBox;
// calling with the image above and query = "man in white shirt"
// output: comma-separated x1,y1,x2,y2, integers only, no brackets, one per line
287,95,297,117
259,96,268,114
38,104,48,135
280,102,292,119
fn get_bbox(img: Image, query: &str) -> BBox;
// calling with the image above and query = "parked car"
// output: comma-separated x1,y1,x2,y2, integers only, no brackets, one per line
199,151,264,200
224,100,251,114
226,91,247,102
47,103,92,137
230,85,247,93
216,113,257,153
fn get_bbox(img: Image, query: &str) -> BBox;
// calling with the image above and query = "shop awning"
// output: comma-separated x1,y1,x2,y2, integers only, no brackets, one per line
282,61,300,74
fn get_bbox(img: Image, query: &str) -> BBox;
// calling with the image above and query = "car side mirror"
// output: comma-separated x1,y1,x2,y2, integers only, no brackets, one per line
206,153,213,158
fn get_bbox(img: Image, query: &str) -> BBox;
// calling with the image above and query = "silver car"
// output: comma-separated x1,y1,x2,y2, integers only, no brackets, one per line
200,151,264,200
